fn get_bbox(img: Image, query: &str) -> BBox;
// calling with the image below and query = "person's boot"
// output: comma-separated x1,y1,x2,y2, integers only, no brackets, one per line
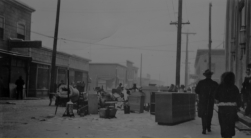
202,128,206,134
207,128,211,132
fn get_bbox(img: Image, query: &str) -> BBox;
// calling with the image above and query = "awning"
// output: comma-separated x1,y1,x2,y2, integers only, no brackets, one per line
9,38,42,48
0,49,32,61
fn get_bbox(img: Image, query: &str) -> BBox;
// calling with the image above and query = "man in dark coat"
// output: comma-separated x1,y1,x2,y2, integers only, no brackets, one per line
242,67,251,116
15,76,25,100
195,69,218,134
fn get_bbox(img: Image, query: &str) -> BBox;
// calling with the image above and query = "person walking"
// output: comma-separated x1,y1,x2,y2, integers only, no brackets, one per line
215,72,241,138
15,76,25,100
195,69,218,134
241,67,251,116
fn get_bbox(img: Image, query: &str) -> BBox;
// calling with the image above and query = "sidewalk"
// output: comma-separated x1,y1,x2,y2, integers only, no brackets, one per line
0,99,250,138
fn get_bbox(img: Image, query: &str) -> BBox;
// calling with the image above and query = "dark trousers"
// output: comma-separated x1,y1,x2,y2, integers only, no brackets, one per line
218,106,237,138
201,110,213,130
245,97,251,115
16,88,23,100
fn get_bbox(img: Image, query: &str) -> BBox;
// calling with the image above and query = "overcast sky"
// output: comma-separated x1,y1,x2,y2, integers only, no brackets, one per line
22,0,226,85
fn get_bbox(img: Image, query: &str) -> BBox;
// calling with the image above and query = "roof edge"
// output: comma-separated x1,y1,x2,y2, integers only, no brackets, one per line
90,63,127,68
10,0,36,12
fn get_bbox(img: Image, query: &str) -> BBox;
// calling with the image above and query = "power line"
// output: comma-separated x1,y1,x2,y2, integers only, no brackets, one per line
183,0,189,22
184,1,196,33
36,8,170,14
165,0,173,22
171,0,176,20
3,22,218,52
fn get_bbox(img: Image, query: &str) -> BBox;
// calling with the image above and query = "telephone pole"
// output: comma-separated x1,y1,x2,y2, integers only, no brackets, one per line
50,0,61,94
209,2,212,70
182,31,196,88
140,53,142,87
170,0,190,86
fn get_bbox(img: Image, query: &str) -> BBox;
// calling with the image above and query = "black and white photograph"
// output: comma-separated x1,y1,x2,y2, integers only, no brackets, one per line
0,0,251,138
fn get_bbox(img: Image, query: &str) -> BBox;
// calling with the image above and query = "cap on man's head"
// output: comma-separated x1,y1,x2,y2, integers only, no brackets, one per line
203,69,213,76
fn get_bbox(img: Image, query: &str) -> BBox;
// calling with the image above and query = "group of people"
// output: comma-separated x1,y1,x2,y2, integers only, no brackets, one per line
195,68,251,138
96,83,141,109
167,84,195,93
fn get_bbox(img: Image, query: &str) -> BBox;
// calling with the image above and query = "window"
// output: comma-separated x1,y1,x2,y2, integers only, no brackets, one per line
240,1,246,27
0,17,4,39
57,68,66,84
17,23,25,40
37,68,49,90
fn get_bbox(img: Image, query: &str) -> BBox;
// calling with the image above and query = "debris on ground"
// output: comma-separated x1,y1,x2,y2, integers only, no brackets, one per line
0,102,16,105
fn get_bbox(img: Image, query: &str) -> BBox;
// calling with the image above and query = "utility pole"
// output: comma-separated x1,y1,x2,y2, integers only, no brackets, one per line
182,31,196,88
50,0,61,94
209,2,212,70
170,0,190,86
140,53,142,87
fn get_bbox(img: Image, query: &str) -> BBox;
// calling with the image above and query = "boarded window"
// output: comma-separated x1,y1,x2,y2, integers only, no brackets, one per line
57,68,66,84
241,4,246,26
17,23,25,40
37,68,49,90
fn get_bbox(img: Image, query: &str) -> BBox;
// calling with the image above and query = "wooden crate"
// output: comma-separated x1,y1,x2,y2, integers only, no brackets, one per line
128,91,144,113
88,94,98,114
155,92,196,125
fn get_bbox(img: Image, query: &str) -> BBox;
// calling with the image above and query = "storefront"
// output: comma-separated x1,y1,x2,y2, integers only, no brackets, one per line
0,49,31,98
28,63,51,97
28,47,90,97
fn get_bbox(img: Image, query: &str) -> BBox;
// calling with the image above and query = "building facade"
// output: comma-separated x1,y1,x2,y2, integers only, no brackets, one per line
0,0,91,98
89,63,127,91
225,0,251,88
126,60,138,88
28,47,90,97
0,0,35,97
194,49,225,84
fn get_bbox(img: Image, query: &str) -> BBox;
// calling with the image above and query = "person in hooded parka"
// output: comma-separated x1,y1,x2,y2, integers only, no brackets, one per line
215,72,241,138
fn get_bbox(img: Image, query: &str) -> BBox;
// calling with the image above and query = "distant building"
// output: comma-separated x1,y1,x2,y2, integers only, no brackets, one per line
194,49,225,84
148,79,164,86
136,73,164,87
126,60,138,88
132,66,138,85
89,63,127,91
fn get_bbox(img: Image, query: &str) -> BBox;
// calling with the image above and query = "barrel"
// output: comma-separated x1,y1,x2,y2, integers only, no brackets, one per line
124,105,130,114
